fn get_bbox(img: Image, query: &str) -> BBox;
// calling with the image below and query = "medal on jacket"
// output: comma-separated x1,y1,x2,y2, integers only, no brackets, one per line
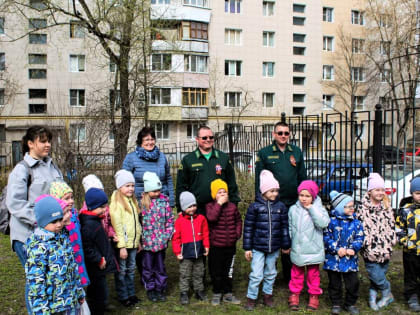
290,155,296,167
215,164,222,175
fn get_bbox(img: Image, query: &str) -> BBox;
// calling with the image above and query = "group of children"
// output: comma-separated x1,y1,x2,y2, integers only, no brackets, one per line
23,167,420,314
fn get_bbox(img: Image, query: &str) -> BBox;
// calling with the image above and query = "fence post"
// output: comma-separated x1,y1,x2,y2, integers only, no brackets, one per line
281,112,286,123
373,104,383,174
228,126,234,164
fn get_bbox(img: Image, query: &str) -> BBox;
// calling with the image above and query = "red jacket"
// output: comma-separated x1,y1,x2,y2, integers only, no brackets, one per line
172,213,210,259
206,201,242,247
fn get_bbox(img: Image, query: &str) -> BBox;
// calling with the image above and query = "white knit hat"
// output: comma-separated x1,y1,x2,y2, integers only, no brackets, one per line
115,169,135,189
82,174,104,192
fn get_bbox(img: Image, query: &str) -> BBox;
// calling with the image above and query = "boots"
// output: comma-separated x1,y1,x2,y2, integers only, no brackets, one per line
307,294,319,310
377,288,394,308
408,294,420,312
288,293,299,311
245,297,256,311
368,289,379,311
263,294,274,307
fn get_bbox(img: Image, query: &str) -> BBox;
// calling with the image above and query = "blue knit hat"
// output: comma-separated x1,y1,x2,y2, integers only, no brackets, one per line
330,190,353,216
85,188,108,210
35,195,63,228
410,176,420,193
143,171,162,192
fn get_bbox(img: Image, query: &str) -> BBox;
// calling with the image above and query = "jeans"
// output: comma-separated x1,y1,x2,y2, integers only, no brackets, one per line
115,248,137,301
364,260,390,291
247,249,280,300
13,240,31,315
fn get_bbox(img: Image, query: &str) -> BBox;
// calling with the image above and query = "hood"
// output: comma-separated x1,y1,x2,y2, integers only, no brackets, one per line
331,209,355,220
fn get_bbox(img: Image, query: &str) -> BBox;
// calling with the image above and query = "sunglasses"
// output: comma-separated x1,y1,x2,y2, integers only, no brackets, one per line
276,131,290,136
198,136,214,140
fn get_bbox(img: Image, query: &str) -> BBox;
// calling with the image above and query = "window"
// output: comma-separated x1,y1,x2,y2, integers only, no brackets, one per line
262,62,274,77
109,89,121,108
181,22,208,40
293,76,305,85
323,94,334,109
380,41,390,55
29,34,47,44
28,53,47,64
225,0,241,13
69,89,85,106
380,69,390,82
187,123,200,139
152,53,171,71
262,124,274,138
0,53,4,71
323,65,334,80
225,60,242,76
323,7,333,22
293,63,305,72
29,104,47,114
351,10,364,25
224,123,242,133
353,95,365,110
263,92,274,107
109,59,117,72
293,33,305,43
224,28,242,45
0,89,4,105
69,55,85,72
293,46,305,55
224,91,241,107
379,14,390,27
29,69,47,79
263,1,274,16
29,0,47,9
293,4,305,13
293,107,305,115
293,94,305,102
182,88,208,106
351,67,365,82
69,124,86,142
29,89,46,98
151,88,171,105
263,31,275,47
0,124,5,141
353,123,365,137
29,18,47,29
151,0,170,3
379,96,392,107
184,55,208,73
184,0,208,8
0,17,4,34
70,21,85,38
323,36,334,51
352,38,364,53
152,123,169,140
293,17,305,26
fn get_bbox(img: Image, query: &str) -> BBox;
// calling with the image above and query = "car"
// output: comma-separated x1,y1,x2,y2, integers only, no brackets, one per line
401,147,420,164
231,151,256,173
364,146,403,164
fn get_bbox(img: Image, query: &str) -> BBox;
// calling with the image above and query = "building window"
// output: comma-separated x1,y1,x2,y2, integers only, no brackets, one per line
69,124,86,142
0,124,5,141
29,18,47,29
187,123,200,139
152,123,169,140
182,88,208,106
380,69,390,83
225,0,241,13
28,53,47,64
263,1,274,16
262,62,274,77
0,89,4,105
323,36,334,51
184,55,208,73
293,76,305,85
70,21,85,38
293,94,305,102
109,59,117,72
293,106,305,115
0,53,4,71
351,10,364,25
151,88,171,105
224,91,241,107
109,89,121,108
293,33,305,43
184,0,208,8
224,123,242,132
293,17,305,26
293,63,305,72
323,65,334,80
29,89,47,99
29,69,47,79
379,14,390,27
351,67,365,82
263,92,274,107
352,38,364,53
323,94,334,109
323,7,333,22
293,46,305,55
263,31,275,47
70,89,85,106
225,60,242,76
0,17,4,34
69,54,85,72
293,4,305,13
353,95,365,110
224,28,242,45
181,21,208,40
152,53,171,71
29,34,47,44
380,41,390,55
29,104,47,114
379,96,392,107
151,0,170,3
29,0,47,9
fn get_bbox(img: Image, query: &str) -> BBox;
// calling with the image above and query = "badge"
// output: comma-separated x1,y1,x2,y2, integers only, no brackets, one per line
290,155,296,167
215,164,222,175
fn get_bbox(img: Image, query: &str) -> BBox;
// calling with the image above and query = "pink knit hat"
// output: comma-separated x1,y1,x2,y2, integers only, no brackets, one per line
297,180,319,200
367,172,385,191
259,170,279,194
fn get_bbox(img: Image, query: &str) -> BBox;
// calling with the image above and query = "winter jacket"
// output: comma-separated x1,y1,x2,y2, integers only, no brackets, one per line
79,211,118,277
289,197,330,267
243,193,291,253
172,213,210,259
206,201,242,247
396,203,420,255
80,201,116,239
109,191,142,249
122,150,175,207
323,210,364,272
25,228,85,315
141,194,174,252
6,153,62,245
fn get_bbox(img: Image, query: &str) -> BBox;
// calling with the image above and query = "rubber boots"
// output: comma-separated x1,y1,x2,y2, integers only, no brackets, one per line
369,289,379,311
377,288,394,309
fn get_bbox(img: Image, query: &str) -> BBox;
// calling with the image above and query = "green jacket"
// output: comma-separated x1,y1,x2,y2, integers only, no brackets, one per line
176,148,240,214
255,141,307,207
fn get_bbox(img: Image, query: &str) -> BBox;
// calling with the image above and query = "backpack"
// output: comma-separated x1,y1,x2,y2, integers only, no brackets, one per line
0,161,33,234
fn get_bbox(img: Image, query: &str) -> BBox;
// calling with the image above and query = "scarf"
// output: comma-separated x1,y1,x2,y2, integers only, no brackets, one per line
135,145,160,161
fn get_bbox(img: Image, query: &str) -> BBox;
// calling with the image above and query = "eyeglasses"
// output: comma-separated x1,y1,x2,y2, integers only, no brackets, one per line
276,131,290,136
198,136,214,140
142,138,155,142
344,206,355,209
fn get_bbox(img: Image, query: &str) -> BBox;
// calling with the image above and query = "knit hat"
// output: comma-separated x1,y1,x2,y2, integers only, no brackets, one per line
297,180,319,201
52,196,69,211
82,174,104,192
410,176,420,193
49,181,73,199
115,169,135,189
143,171,162,192
210,179,228,200
330,190,353,216
85,188,108,210
35,195,64,228
367,172,385,191
259,170,280,194
180,191,196,211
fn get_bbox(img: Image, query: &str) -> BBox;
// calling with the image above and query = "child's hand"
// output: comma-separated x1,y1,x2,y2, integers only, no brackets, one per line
177,254,183,260
216,192,229,205
346,249,355,256
120,248,128,259
113,235,119,242
281,248,291,254
99,257,106,269
137,244,142,253
338,248,346,257
245,251,252,261
204,248,209,256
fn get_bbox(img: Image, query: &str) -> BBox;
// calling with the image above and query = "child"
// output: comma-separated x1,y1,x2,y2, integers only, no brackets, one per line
206,179,242,306
243,170,291,311
288,180,330,311
357,172,397,310
50,181,90,287
396,176,420,312
80,188,118,315
324,191,364,315
172,191,210,305
25,195,85,314
140,171,174,302
110,170,142,307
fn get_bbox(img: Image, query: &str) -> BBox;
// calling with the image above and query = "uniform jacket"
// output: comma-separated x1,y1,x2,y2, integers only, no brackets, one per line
323,210,364,272
205,200,242,247
243,193,291,253
289,197,330,266
176,148,240,213
80,201,116,239
255,142,307,207
25,228,85,315
396,203,420,255
141,194,174,252
172,213,210,259
109,191,142,249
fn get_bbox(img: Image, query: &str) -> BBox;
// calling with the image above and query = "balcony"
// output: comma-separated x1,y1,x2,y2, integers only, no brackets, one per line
148,106,182,121
181,106,208,120
152,40,208,53
151,4,211,23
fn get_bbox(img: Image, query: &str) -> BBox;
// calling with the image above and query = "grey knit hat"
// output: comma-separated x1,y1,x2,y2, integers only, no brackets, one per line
115,169,135,189
180,191,196,211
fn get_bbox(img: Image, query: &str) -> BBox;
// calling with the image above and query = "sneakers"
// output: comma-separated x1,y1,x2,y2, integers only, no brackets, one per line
377,289,394,309
307,294,319,310
180,292,189,305
369,289,379,311
119,299,132,307
223,293,241,305
211,293,222,306
408,294,420,312
244,297,256,311
263,294,274,307
195,290,208,301
147,290,158,302
128,295,140,305
343,305,359,315
155,291,167,302
331,305,341,314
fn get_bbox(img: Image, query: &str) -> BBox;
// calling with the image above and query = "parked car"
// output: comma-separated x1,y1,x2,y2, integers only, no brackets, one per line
401,147,420,164
364,146,403,164
231,151,256,173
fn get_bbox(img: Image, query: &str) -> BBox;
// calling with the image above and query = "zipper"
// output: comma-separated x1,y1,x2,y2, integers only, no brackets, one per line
191,215,198,258
129,199,137,249
268,200,272,252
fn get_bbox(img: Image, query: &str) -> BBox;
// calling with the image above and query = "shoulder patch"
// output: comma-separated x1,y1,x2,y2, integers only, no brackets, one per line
287,145,293,151
178,164,183,170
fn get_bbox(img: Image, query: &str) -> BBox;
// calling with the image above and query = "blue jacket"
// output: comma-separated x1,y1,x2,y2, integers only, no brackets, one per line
122,150,175,207
243,193,291,253
323,210,364,272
